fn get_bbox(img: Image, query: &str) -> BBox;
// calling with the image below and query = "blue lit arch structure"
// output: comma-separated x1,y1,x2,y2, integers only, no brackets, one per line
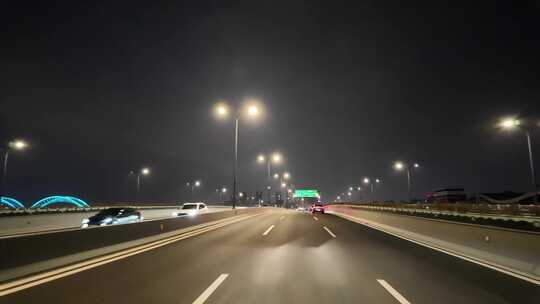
0,197,25,209
30,196,90,209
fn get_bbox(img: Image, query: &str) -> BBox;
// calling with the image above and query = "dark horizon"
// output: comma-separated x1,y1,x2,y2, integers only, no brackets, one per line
2,1,539,204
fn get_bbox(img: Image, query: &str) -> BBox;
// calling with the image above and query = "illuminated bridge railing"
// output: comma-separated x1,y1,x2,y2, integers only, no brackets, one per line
0,196,90,209
0,197,25,209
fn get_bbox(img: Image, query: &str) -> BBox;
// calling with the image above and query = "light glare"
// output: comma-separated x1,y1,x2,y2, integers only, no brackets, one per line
271,152,282,164
248,105,258,116
499,118,520,130
9,139,28,150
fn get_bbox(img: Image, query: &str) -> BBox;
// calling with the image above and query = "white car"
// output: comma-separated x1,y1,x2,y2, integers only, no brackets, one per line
172,202,208,217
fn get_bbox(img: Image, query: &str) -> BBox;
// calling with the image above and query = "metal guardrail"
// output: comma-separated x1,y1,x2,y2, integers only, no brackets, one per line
334,202,540,216
329,203,540,231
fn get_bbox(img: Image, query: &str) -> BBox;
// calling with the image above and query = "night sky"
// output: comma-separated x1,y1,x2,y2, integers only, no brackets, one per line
2,1,539,204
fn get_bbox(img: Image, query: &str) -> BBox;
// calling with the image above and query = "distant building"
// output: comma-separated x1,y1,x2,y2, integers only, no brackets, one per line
431,188,466,203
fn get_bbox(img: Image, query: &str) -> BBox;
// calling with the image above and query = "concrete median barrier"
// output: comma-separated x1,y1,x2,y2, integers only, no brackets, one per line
326,204,540,284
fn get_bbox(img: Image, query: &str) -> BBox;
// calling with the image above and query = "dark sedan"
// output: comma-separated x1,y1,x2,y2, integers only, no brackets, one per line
81,208,143,228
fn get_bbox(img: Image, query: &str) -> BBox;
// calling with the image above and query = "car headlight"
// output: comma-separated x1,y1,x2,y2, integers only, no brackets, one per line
81,218,89,224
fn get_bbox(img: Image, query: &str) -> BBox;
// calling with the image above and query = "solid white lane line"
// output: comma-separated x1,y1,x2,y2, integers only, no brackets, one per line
192,274,229,304
323,226,336,238
377,279,411,304
332,212,540,286
279,216,285,220
262,225,275,236
313,216,318,221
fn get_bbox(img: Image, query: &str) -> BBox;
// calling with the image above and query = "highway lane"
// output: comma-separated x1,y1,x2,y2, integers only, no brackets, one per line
1,210,538,303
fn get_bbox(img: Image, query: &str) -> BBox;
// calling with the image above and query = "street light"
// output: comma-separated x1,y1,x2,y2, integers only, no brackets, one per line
216,187,227,201
1,139,29,199
272,153,282,163
257,152,282,203
498,117,538,203
130,167,150,202
214,99,263,209
186,180,202,200
394,161,419,203
363,177,382,202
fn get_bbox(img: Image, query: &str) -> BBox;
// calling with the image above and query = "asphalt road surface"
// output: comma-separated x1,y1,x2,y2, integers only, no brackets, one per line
1,210,538,303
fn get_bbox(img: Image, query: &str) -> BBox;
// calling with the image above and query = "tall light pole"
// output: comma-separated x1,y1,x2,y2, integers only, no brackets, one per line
221,187,227,201
394,161,419,203
130,167,150,202
499,118,538,203
186,180,201,200
1,139,29,199
257,152,282,203
363,177,381,202
215,186,227,202
214,100,262,209
273,171,291,207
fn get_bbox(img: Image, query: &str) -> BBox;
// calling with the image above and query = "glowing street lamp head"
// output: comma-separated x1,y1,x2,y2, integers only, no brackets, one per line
413,163,420,168
239,192,244,197
394,161,405,171
271,152,282,164
349,186,353,191
499,118,520,130
281,182,286,188
194,180,201,187
375,178,381,183
247,105,258,117
273,173,279,179
9,139,28,150
221,187,227,193
337,196,341,200
357,186,362,191
214,102,229,118
283,172,291,180
141,167,150,175
257,154,266,163
347,192,352,196
363,177,370,184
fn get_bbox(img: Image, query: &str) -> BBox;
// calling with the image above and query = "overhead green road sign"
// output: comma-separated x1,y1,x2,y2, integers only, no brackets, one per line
293,189,320,198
